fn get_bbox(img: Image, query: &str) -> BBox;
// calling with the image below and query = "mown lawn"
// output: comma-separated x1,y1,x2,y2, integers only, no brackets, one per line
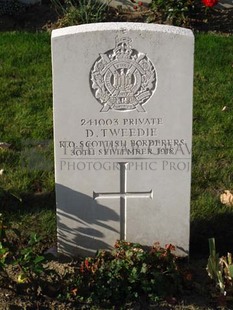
0,31,233,254
191,33,233,254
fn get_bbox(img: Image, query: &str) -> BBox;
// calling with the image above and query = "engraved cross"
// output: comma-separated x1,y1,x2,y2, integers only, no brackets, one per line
93,162,153,240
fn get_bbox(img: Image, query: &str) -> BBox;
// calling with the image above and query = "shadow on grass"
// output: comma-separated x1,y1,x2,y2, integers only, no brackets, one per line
0,3,59,32
190,212,233,257
0,190,56,213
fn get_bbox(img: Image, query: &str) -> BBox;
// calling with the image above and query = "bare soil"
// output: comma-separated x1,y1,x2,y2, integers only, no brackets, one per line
0,255,218,309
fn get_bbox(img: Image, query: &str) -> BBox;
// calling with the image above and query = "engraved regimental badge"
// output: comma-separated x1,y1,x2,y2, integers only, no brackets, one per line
90,37,157,112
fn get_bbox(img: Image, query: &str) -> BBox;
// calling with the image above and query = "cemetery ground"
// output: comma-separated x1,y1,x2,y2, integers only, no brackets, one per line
0,2,233,309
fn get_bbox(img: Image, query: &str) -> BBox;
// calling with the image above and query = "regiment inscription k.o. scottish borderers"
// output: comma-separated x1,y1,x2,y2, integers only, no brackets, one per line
90,37,157,112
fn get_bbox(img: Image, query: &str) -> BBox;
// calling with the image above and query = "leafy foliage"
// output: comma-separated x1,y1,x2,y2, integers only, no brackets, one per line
0,213,187,307
52,0,109,26
68,241,182,306
149,0,196,26
0,214,48,293
207,238,233,300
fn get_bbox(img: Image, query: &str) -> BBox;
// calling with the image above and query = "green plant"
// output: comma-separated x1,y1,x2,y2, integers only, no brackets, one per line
220,253,233,287
207,238,225,295
68,241,182,306
149,0,195,26
52,0,109,26
0,214,48,293
14,233,46,286
207,238,233,307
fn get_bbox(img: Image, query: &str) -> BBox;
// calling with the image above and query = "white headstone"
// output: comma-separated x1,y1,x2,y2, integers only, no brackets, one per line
52,23,194,257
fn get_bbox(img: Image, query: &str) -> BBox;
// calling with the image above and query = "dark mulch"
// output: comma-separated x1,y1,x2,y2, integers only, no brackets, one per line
189,5,233,33
0,1,58,31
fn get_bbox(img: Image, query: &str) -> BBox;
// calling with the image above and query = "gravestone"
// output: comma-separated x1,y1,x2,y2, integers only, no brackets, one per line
52,23,194,257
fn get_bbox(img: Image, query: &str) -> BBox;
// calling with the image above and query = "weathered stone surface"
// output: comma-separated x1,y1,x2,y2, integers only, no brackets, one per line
52,23,194,257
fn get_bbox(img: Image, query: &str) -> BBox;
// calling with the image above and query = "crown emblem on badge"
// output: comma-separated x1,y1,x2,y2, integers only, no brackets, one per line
90,37,157,112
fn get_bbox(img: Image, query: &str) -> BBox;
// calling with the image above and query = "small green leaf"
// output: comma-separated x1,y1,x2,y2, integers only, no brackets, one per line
34,255,45,264
228,265,233,278
141,263,147,274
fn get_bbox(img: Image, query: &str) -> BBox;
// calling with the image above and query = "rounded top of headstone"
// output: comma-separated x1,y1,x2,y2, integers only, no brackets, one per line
52,23,194,40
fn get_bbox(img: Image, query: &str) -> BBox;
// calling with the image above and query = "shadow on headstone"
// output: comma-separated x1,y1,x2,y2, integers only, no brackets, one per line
56,183,120,257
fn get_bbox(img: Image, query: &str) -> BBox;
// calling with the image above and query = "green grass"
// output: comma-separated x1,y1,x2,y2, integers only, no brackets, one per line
191,33,233,254
0,32,54,195
0,32,55,242
0,31,233,255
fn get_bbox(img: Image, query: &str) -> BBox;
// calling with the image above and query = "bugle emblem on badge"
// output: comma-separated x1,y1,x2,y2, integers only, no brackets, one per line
90,37,157,112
